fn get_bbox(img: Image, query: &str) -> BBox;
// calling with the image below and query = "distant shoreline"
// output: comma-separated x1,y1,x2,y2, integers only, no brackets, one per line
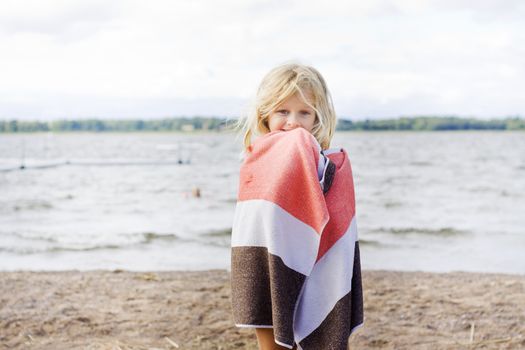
1,116,524,133
1,269,524,349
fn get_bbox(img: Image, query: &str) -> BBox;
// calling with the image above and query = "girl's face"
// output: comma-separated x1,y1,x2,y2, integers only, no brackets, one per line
267,91,316,134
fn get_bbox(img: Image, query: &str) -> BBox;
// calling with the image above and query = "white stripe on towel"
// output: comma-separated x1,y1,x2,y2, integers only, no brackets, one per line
293,216,359,343
231,199,322,276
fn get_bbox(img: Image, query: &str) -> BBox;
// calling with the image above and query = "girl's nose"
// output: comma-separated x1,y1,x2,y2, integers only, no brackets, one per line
286,114,300,127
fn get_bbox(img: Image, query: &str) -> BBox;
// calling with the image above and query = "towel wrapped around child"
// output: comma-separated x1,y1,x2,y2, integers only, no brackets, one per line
231,127,363,350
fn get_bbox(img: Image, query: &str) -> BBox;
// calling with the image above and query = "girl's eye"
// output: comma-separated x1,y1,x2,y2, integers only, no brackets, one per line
301,111,311,115
277,110,288,115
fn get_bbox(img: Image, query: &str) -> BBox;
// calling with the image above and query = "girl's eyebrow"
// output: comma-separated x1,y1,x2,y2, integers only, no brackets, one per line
276,103,314,111
276,107,313,112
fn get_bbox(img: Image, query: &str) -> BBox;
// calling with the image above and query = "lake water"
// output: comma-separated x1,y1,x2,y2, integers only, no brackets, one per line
1,131,524,274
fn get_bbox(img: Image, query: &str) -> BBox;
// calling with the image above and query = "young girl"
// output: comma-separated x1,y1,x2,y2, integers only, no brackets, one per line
238,62,336,153
231,62,363,350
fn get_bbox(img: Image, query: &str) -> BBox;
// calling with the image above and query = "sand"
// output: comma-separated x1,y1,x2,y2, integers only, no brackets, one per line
1,269,524,350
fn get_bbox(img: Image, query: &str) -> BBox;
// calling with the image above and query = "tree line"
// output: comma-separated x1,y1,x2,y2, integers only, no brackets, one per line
336,116,525,131
0,116,524,133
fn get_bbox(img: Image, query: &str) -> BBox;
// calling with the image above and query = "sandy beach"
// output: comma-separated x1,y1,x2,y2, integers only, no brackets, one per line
1,269,524,350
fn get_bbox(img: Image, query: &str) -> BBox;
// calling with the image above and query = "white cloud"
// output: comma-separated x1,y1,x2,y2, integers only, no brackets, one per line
0,0,523,119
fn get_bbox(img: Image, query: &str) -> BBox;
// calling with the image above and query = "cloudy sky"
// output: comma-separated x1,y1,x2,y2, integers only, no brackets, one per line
0,0,523,120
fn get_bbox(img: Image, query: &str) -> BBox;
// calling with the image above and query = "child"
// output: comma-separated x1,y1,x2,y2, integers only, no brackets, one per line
231,62,363,350
237,62,336,154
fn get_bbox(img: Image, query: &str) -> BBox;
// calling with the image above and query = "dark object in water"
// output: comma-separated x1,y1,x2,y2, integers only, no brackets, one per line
192,186,201,198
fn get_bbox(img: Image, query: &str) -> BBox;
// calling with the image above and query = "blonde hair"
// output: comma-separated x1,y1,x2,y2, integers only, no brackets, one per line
235,62,337,151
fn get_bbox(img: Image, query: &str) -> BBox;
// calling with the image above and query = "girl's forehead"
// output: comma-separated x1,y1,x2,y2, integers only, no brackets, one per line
281,90,315,106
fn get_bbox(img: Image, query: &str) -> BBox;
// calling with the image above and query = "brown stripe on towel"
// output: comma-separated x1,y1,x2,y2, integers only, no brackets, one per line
231,246,306,346
298,242,363,350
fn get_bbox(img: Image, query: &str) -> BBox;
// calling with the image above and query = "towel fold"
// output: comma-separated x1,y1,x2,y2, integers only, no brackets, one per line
231,128,363,350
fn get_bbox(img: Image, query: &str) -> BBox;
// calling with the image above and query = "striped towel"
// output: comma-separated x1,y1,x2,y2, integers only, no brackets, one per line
231,127,363,350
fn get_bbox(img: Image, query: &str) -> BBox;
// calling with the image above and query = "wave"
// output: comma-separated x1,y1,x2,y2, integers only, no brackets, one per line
202,228,232,237
0,159,190,172
0,231,184,254
371,226,468,236
141,232,180,243
0,243,122,254
15,201,54,211
383,201,403,208
409,161,433,167
196,228,232,248
0,229,235,254
222,198,237,204
462,185,500,193
358,239,383,247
